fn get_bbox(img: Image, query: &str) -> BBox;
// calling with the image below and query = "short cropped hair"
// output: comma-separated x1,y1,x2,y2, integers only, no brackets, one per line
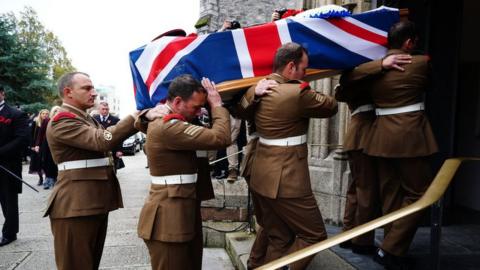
167,74,206,101
57,71,89,98
99,101,109,107
388,21,417,49
273,42,308,73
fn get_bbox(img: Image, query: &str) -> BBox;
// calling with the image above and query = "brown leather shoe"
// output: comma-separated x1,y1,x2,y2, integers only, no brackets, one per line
226,169,238,183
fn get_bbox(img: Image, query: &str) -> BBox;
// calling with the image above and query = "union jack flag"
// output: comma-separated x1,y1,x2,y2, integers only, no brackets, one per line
129,6,399,109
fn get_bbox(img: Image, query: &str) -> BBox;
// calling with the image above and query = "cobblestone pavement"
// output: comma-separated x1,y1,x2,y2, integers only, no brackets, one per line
0,152,234,270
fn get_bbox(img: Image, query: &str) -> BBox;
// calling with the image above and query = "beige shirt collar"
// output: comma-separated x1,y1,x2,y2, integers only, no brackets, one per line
268,73,287,83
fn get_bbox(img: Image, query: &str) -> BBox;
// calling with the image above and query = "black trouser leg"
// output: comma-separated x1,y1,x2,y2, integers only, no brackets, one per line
0,177,19,238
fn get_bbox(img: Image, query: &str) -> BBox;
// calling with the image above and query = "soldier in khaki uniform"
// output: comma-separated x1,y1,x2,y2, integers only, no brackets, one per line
238,43,338,269
335,78,379,254
344,21,438,268
238,79,278,269
136,74,230,270
45,72,161,270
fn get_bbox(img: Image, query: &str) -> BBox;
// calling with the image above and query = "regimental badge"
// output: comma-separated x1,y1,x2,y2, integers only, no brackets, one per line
103,130,113,141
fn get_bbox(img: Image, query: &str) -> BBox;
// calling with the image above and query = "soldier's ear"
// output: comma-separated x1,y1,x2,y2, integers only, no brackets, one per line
403,38,416,52
171,96,183,108
63,87,72,98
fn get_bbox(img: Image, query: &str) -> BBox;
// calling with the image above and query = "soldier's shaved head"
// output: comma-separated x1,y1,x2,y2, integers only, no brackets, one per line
167,74,206,101
388,21,417,50
273,42,308,74
57,72,90,98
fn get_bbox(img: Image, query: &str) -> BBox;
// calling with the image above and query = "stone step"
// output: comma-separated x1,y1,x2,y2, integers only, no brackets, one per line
225,230,355,270
202,221,250,248
201,178,249,209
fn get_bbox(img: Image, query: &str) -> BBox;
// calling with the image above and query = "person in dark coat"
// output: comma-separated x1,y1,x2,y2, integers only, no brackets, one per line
29,109,49,185
0,85,29,246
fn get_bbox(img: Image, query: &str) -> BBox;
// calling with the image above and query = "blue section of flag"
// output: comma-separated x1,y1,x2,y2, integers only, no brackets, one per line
288,20,371,70
129,46,154,109
353,6,400,32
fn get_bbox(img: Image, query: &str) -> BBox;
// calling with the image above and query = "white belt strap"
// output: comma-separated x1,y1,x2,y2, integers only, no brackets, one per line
196,151,208,158
376,102,424,116
151,174,197,185
351,104,374,116
259,134,307,146
57,158,112,171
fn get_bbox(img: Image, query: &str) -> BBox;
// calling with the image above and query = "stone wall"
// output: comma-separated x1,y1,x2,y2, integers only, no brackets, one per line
198,0,303,34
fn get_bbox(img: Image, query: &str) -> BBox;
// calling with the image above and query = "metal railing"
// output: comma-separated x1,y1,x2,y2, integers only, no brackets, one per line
257,157,480,270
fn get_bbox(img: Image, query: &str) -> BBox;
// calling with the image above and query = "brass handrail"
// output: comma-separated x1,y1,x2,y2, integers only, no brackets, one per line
257,157,480,270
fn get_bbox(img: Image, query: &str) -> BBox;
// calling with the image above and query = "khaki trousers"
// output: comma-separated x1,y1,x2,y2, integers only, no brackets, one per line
145,240,193,270
247,189,269,269
256,192,327,270
226,116,242,170
343,151,379,245
378,157,432,256
50,214,108,270
145,201,204,270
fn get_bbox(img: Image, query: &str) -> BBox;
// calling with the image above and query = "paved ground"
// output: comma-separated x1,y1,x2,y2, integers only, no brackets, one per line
0,152,234,270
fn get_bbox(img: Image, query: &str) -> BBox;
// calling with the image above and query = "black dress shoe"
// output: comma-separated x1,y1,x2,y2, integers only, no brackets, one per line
373,248,410,270
0,236,17,246
352,243,377,255
339,239,352,249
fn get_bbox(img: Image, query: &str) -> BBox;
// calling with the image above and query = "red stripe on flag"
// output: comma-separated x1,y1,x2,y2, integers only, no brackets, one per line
244,23,282,76
145,36,196,91
328,18,387,47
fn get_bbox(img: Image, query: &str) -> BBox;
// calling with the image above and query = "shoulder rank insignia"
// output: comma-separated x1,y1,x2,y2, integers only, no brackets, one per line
184,124,204,137
163,113,186,123
299,82,311,92
53,112,76,122
103,130,113,141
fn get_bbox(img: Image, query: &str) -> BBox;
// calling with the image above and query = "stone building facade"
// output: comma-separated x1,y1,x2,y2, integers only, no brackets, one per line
197,0,375,225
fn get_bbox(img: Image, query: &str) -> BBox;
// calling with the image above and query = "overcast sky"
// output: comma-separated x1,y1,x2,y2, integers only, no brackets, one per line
0,0,200,116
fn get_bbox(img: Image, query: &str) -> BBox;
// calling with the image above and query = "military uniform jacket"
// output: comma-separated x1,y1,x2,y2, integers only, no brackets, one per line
238,73,337,199
345,49,438,157
0,103,29,193
137,107,230,243
44,104,138,218
336,76,375,152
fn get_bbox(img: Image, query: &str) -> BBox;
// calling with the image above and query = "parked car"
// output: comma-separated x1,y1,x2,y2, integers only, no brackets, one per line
138,132,146,149
122,133,142,155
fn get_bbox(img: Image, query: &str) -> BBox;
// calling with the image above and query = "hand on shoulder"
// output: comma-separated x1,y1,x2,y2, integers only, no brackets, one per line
381,54,412,72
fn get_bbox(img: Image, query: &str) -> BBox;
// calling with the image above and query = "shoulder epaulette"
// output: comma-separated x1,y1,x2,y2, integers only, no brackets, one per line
163,113,186,123
53,112,76,122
